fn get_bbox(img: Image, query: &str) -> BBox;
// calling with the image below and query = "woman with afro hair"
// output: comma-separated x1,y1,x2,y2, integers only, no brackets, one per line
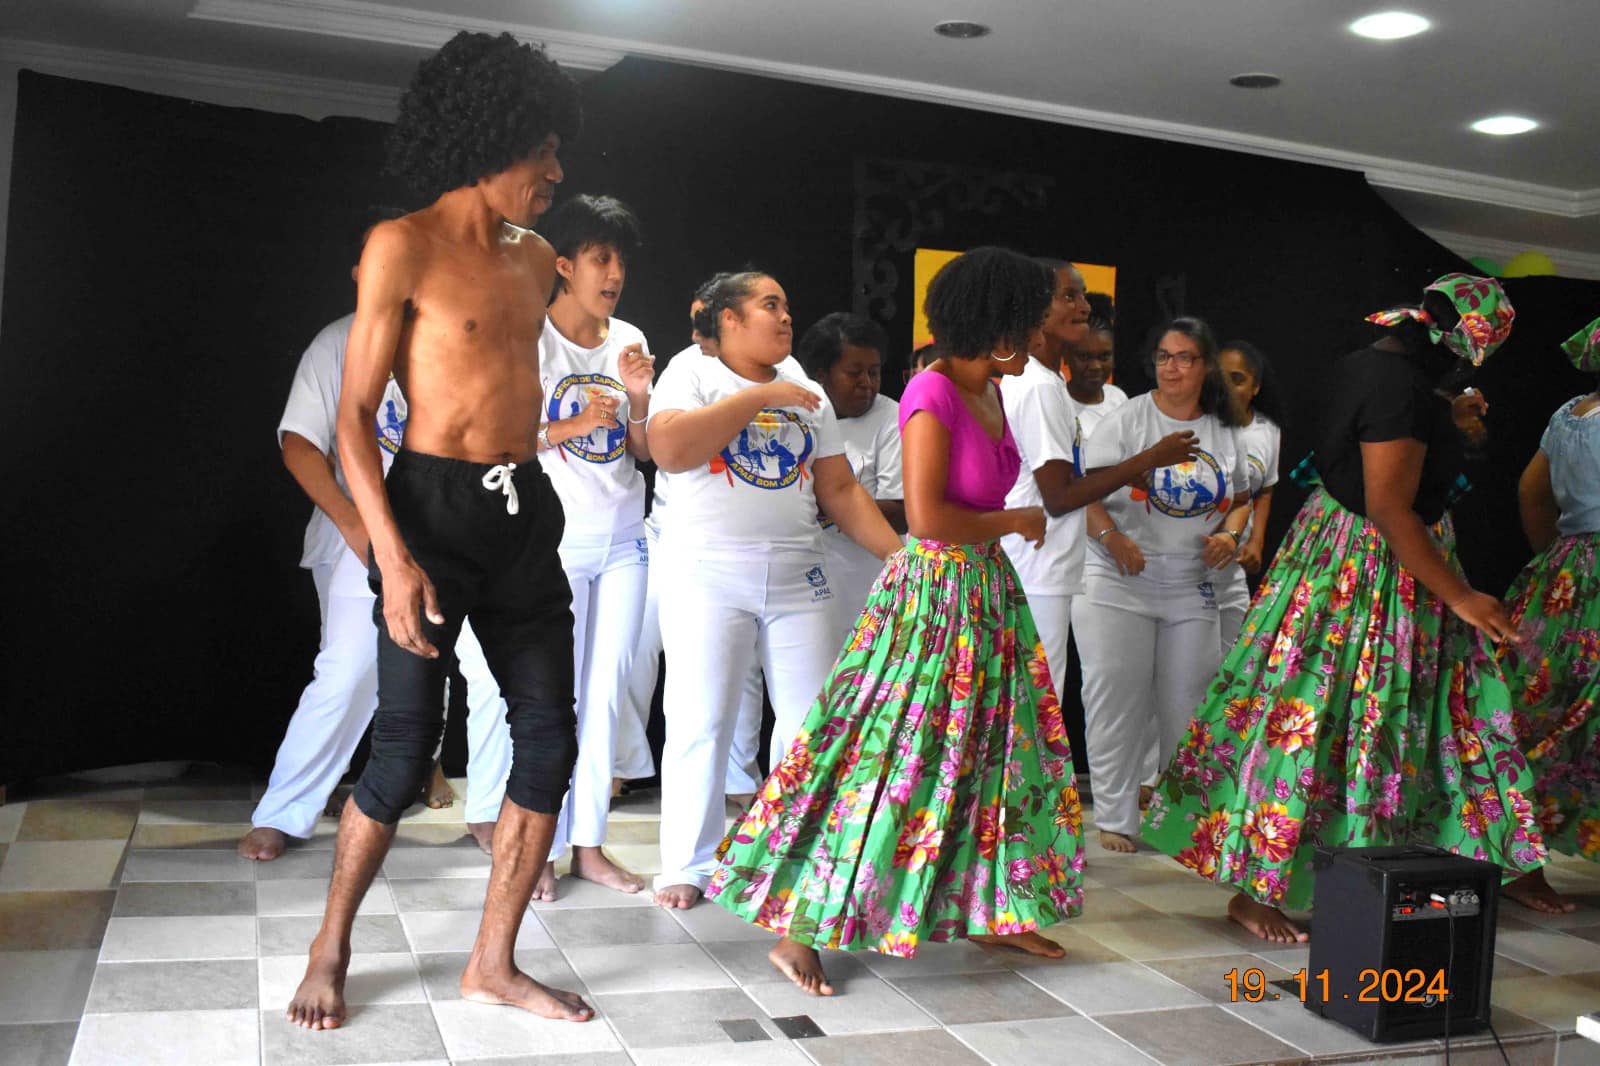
707,248,1090,994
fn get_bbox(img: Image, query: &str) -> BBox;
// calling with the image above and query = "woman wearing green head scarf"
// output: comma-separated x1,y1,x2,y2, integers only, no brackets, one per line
1141,273,1549,942
1497,316,1600,912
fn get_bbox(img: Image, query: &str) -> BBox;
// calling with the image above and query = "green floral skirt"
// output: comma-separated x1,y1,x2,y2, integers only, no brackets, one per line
706,537,1084,957
1142,489,1547,910
1500,531,1600,861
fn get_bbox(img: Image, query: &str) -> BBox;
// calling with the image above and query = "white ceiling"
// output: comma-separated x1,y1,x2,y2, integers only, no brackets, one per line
3,0,1598,272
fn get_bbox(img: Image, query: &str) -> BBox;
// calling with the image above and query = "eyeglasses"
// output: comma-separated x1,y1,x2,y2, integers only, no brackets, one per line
1153,349,1201,368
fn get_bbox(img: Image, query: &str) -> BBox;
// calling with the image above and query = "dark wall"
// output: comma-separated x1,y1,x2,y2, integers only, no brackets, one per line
2,61,1595,783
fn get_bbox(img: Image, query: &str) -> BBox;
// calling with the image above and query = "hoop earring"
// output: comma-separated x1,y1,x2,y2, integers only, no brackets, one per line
992,349,1020,363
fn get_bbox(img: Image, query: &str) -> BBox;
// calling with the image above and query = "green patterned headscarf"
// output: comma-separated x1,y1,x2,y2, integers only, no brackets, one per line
1365,273,1515,366
1561,315,1600,372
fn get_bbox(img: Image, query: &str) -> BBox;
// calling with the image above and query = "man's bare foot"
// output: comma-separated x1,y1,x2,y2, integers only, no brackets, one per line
468,822,496,856
286,936,349,1030
654,883,702,909
1504,868,1578,915
727,792,754,811
1139,785,1154,810
1228,893,1308,943
769,937,833,995
423,763,454,809
460,963,593,1022
530,862,559,903
1099,830,1138,854
972,931,1065,957
238,826,287,861
570,846,645,894
611,777,624,798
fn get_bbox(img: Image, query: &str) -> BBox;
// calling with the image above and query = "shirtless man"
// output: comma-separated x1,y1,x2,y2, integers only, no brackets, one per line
287,31,590,1030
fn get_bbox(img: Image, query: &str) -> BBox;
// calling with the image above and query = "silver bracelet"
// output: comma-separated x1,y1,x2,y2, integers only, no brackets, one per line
627,413,648,425
1096,527,1117,543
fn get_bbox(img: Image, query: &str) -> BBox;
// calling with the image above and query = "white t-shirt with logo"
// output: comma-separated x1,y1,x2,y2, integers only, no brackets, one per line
278,313,407,570
822,392,902,608
650,354,844,560
1218,413,1282,613
1060,383,1130,595
537,318,650,539
1083,393,1245,617
999,357,1080,596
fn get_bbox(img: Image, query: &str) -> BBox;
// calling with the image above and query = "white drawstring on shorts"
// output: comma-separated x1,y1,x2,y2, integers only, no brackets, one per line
481,463,520,515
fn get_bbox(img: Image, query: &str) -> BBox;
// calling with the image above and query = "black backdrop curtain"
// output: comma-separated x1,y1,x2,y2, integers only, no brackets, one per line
2,61,1595,784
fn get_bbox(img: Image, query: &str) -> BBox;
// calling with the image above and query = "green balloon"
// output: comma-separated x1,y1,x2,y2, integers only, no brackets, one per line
1467,256,1502,276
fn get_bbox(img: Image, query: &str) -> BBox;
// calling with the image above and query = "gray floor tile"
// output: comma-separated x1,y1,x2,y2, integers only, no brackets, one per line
566,943,734,995
112,881,255,917
857,939,1008,979
950,1016,1157,1065
664,900,773,942
1145,953,1294,1005
387,877,490,913
415,949,585,1002
0,1021,77,1066
0,842,126,893
430,999,623,1059
380,847,492,880
257,915,407,957
398,909,552,953
540,906,693,948
888,970,1077,1025
84,959,258,1013
0,891,115,951
119,849,256,883
1496,929,1600,975
252,851,337,882
530,876,658,910
137,800,258,826
1096,1005,1303,1065
72,1008,258,1065
802,1028,988,1065
0,949,99,1023
99,915,257,962
256,878,394,918
592,988,771,1050
629,1047,813,1066
454,1055,632,1066
261,1003,446,1065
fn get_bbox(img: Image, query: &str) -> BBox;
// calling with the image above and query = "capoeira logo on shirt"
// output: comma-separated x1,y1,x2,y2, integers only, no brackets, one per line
1145,449,1229,518
547,373,628,463
711,408,814,489
377,377,407,455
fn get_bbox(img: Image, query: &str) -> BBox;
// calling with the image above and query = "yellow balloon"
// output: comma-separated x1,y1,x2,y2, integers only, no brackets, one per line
1501,250,1556,278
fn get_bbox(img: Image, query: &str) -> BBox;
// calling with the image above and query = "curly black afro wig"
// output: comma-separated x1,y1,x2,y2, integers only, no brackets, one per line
386,31,582,205
923,246,1052,360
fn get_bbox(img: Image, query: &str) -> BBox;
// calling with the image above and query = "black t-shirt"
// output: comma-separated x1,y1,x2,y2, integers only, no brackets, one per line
1313,345,1462,525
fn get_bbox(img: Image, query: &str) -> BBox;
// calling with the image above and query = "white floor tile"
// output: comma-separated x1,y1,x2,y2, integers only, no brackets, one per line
255,877,395,917
399,909,553,953
99,916,257,962
430,998,624,1059
258,952,426,1008
0,949,99,1023
742,971,937,1034
566,943,736,995
632,1044,815,1065
120,849,256,883
70,1008,258,1066
0,803,25,844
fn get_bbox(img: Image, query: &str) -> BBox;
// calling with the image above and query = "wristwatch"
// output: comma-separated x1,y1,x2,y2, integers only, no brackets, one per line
537,425,552,451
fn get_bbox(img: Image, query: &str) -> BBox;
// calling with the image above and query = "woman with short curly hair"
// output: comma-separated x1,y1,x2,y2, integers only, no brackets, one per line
707,247,1093,994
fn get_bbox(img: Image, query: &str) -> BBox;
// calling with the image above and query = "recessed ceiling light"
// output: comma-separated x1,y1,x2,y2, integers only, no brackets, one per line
934,20,990,39
1349,11,1431,39
1471,115,1539,136
1229,73,1282,89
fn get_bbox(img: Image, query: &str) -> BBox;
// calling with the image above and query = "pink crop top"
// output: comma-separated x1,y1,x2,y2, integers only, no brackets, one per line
898,369,1021,512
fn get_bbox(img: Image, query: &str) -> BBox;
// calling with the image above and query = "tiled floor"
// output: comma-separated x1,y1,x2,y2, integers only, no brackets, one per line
2,764,1598,1066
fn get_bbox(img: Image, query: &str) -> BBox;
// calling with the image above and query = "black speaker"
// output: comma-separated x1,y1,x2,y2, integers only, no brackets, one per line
1305,844,1499,1042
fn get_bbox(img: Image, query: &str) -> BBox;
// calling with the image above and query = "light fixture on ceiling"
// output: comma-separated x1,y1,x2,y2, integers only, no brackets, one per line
934,20,991,39
1229,73,1282,89
1471,115,1539,136
1349,11,1431,39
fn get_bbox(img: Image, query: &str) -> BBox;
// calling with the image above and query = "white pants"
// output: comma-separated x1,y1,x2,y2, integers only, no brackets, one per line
1027,592,1073,704
460,529,648,856
251,552,381,839
1220,606,1246,654
1073,597,1221,836
616,519,763,793
655,550,838,891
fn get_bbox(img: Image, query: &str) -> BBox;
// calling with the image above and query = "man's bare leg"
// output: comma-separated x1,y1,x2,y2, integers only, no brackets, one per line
460,798,593,1021
238,826,288,861
287,796,395,1030
570,845,644,894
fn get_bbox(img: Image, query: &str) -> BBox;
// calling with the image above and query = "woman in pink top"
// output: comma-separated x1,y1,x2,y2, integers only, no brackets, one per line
706,248,1184,995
